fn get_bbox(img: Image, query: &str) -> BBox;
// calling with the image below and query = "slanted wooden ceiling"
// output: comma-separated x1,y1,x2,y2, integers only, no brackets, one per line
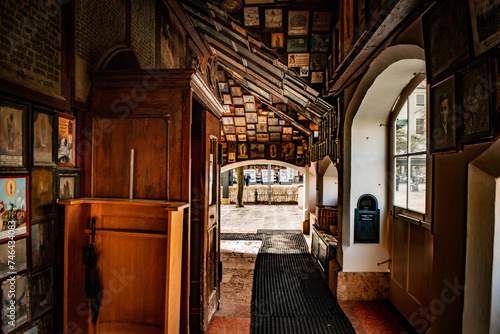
172,0,335,130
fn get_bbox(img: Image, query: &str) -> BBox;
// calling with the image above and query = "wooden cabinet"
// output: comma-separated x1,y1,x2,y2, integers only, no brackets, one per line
60,198,188,333
189,107,221,332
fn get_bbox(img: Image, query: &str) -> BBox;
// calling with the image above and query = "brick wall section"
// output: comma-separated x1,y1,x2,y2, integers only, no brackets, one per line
0,0,62,95
76,0,126,67
131,0,155,69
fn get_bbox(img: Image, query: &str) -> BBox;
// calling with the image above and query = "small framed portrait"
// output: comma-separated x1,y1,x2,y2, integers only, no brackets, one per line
282,142,296,162
268,118,279,126
243,95,255,103
430,76,457,153
235,107,245,115
287,38,308,53
237,142,248,159
247,130,256,137
222,117,234,125
300,66,309,77
423,0,470,82
226,134,237,141
57,112,76,167
234,117,246,126
258,116,267,124
238,134,247,142
288,11,309,36
312,11,332,31
268,126,282,133
247,124,256,131
311,71,324,83
31,168,55,218
256,123,268,133
31,267,54,319
244,7,260,27
31,219,55,270
228,142,237,152
233,97,244,105
0,175,29,242
245,102,256,112
33,108,57,166
236,126,246,134
246,113,258,123
2,273,29,331
228,152,236,162
0,101,27,169
58,169,80,201
256,133,269,142
310,53,328,70
223,125,236,134
283,127,293,134
265,8,282,29
459,60,493,143
0,238,28,280
311,34,330,52
271,33,284,48
279,119,286,126
267,142,280,159
270,133,281,141
223,94,232,105
250,143,266,158
219,82,229,93
230,86,242,97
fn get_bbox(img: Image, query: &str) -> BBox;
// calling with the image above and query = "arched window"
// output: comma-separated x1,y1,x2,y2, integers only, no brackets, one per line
394,80,427,213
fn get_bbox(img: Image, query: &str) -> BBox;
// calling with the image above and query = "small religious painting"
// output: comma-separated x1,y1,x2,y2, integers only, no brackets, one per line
243,95,255,103
265,8,282,29
237,143,249,159
234,117,246,126
0,176,29,242
258,116,267,124
236,126,246,134
59,176,76,200
31,267,54,319
0,238,27,280
459,60,492,142
256,123,268,133
31,169,55,217
270,133,281,141
2,273,28,331
244,7,260,27
256,133,269,142
31,219,55,270
223,125,236,134
282,142,296,162
233,97,244,105
231,86,242,97
267,142,280,159
312,11,332,31
300,66,309,77
238,134,247,141
287,38,308,52
310,53,328,70
222,117,234,125
219,82,229,93
268,126,282,132
271,33,284,48
311,71,324,83
268,118,279,126
57,113,76,167
0,103,25,168
223,94,233,105
250,143,266,158
311,34,330,52
288,53,310,67
235,107,245,115
245,102,256,112
228,152,236,162
288,11,309,35
33,109,55,166
226,134,237,142
246,113,258,123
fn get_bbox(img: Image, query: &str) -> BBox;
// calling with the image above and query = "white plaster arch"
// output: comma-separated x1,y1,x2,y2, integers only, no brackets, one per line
341,44,426,272
221,160,306,173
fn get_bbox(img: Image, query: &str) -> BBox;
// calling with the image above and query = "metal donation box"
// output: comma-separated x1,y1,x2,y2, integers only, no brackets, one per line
354,194,380,243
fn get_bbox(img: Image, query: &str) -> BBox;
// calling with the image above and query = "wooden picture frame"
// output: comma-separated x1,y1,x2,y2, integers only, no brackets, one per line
423,0,470,83
243,95,255,103
468,0,500,57
226,134,237,142
31,267,54,319
244,7,260,27
312,11,332,32
222,117,234,125
219,82,229,93
283,127,293,134
235,107,245,115
310,53,328,70
0,101,27,169
236,126,246,134
430,76,458,154
223,94,233,105
265,8,283,29
245,113,258,123
57,169,80,201
0,175,29,242
223,125,236,134
458,60,494,143
256,123,268,133
256,133,269,142
247,123,256,130
288,53,310,67
231,86,242,97
271,33,284,48
311,34,330,52
311,71,324,83
258,116,267,124
0,238,28,280
237,142,248,159
32,108,57,166
270,133,281,141
2,273,29,331
234,117,246,127
228,151,236,162
57,113,76,167
245,102,256,112
268,118,279,126
31,168,55,218
233,97,244,105
287,38,308,52
268,126,282,132
279,119,286,126
267,142,280,159
288,11,309,36
30,218,55,270
282,142,296,162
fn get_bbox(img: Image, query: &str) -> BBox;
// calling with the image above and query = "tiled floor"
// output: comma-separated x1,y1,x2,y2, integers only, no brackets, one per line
207,204,411,334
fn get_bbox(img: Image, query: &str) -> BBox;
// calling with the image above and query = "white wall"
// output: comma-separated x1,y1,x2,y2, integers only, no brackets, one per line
343,56,426,273
322,163,338,206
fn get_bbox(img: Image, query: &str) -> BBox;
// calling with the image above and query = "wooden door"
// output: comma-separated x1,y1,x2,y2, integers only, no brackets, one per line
190,107,221,332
